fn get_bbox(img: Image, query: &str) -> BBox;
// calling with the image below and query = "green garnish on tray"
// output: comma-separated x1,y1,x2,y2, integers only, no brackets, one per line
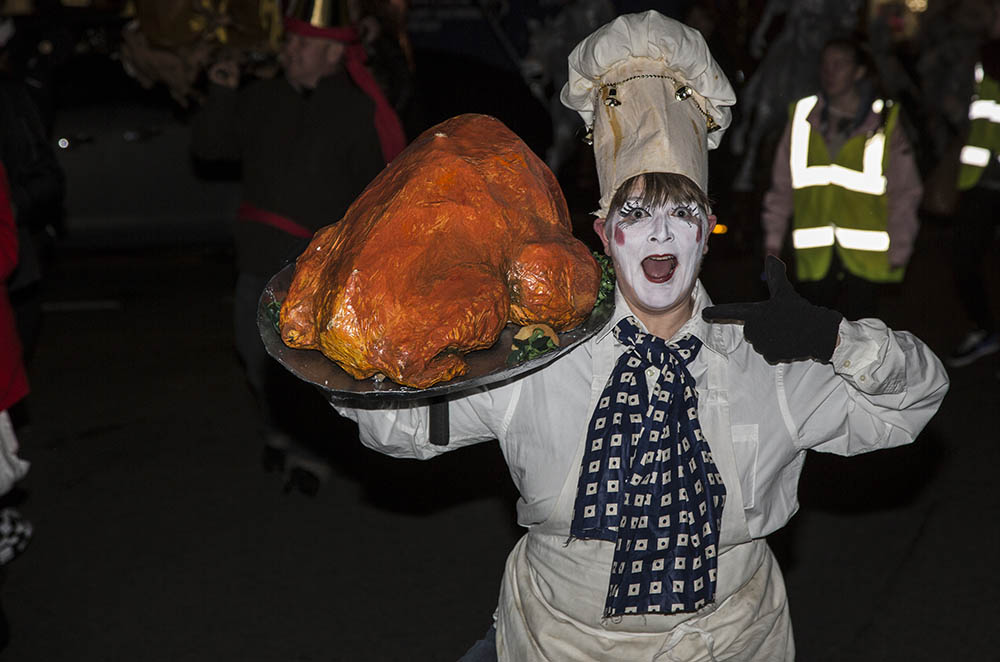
505,254,613,366
592,251,615,310
267,299,283,330
506,325,560,367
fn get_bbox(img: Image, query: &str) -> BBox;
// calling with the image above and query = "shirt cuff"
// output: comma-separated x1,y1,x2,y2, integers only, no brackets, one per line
829,319,883,384
334,405,426,449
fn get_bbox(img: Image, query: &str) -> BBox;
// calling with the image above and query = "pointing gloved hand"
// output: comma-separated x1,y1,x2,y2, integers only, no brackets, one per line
701,256,843,363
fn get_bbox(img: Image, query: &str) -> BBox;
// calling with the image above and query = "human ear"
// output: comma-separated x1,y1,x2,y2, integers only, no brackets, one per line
703,214,718,255
326,41,346,67
593,217,611,255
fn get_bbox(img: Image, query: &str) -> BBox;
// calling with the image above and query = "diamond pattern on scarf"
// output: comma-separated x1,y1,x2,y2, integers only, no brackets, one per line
570,316,726,617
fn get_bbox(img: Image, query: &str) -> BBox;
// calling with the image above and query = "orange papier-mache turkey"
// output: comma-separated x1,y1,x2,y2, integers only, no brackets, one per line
279,113,601,389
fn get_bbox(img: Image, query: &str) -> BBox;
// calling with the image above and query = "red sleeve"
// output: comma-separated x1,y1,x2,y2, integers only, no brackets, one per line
0,163,18,282
0,161,28,410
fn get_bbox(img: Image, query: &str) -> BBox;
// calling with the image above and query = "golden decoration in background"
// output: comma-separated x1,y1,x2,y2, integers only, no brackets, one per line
120,0,283,106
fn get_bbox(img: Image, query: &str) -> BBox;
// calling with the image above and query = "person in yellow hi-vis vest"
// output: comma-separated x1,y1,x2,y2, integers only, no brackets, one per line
947,9,1000,368
761,37,922,322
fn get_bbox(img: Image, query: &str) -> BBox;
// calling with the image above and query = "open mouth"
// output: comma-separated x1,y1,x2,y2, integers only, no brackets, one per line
641,255,677,283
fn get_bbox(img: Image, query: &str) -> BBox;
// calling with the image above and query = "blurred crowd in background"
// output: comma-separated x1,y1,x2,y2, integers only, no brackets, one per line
0,1,994,201
0,1,992,227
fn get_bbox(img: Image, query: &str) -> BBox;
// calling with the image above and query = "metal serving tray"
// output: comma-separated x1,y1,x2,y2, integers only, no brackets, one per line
257,263,613,404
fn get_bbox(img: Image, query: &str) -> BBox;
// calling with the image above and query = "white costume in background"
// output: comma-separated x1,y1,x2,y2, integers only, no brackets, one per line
337,283,948,660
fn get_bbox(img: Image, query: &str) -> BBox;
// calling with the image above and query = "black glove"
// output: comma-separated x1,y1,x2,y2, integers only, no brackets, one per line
701,256,843,363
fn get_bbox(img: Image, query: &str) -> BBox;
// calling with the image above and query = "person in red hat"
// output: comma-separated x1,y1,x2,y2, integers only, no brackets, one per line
192,0,405,493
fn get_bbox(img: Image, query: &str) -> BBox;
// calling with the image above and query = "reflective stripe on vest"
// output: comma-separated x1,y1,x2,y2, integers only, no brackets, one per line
788,95,902,283
835,227,891,251
969,98,1000,123
792,226,834,249
958,63,1000,190
790,95,888,195
960,145,992,167
793,226,890,252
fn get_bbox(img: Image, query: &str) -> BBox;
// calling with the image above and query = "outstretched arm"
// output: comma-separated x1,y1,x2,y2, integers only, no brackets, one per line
704,256,949,456
333,385,516,460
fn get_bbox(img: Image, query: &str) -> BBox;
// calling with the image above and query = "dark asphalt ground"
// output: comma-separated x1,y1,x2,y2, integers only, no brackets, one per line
1,219,997,661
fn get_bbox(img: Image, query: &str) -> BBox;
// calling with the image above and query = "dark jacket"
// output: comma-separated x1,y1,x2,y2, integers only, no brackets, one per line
191,71,385,277
0,77,65,290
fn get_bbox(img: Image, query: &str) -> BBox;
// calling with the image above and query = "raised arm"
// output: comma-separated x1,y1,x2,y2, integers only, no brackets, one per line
704,256,948,456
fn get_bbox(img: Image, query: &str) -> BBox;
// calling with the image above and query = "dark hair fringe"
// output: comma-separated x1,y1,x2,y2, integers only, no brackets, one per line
822,34,874,75
607,172,712,220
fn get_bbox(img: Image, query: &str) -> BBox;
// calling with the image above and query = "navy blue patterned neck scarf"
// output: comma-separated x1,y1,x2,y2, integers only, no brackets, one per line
570,316,726,617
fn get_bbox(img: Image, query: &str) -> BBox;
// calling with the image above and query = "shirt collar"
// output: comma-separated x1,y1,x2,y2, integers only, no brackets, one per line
594,280,738,356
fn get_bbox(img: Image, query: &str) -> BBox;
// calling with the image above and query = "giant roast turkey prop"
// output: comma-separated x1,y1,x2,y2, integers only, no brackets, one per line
279,114,601,389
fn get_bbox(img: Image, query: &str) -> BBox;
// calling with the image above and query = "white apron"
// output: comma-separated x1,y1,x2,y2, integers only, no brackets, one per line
495,338,795,661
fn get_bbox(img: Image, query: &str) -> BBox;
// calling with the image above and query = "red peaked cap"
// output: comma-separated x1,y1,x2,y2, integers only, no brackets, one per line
284,17,406,163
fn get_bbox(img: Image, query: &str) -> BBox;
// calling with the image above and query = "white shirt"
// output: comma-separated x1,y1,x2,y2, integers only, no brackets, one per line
336,281,948,659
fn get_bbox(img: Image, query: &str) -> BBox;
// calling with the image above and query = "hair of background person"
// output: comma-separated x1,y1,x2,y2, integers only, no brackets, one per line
822,35,876,77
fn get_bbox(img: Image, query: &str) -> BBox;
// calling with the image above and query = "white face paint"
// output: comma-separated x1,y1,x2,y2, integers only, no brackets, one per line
604,195,711,321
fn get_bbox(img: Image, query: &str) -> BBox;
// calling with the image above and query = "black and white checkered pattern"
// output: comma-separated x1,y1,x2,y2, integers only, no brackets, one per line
570,316,725,617
0,507,32,565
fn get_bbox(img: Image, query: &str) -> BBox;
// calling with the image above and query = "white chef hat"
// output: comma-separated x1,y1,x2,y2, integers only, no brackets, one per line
560,11,736,218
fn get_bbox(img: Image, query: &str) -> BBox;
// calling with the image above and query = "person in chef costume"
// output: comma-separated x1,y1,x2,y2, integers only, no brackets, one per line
335,12,948,661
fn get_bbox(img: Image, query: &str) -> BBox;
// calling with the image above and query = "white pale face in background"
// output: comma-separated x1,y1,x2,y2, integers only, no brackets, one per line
604,196,712,318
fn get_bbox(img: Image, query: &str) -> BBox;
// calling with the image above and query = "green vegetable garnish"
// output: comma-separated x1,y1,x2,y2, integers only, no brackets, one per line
268,299,283,330
506,327,559,366
593,252,615,310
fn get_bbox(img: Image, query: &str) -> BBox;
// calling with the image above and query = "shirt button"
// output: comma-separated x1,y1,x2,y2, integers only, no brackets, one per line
859,375,866,382
843,360,851,368
646,367,658,378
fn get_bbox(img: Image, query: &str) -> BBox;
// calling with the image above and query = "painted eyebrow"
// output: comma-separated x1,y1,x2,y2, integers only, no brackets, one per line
669,202,704,217
617,199,649,218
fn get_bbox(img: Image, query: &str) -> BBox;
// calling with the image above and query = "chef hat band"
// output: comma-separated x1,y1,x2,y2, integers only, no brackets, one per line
560,11,736,217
